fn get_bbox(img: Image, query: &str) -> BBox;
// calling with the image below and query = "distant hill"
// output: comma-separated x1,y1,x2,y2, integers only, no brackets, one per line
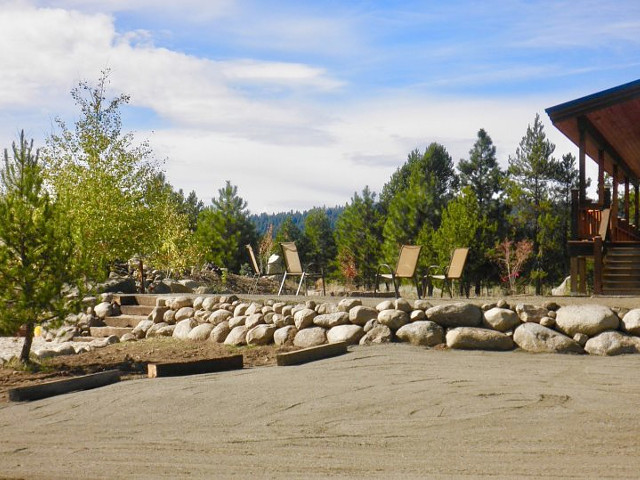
250,206,345,235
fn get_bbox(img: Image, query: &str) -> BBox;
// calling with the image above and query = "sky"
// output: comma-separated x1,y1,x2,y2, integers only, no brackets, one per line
1,0,640,213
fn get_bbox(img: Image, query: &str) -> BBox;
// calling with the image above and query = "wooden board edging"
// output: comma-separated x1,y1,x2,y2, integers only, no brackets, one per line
277,342,348,366
148,355,243,378
9,370,121,402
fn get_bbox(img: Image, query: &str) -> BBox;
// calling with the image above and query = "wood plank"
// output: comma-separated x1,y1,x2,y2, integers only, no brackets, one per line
9,370,121,402
147,355,243,378
277,342,347,366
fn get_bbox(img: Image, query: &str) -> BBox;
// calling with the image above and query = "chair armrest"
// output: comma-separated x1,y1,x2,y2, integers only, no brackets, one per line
376,263,394,277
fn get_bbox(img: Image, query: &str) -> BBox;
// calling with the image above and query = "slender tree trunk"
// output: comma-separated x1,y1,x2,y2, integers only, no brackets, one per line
19,322,35,364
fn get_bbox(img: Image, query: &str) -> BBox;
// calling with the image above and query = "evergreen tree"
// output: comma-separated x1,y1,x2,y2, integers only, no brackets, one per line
0,133,80,364
303,208,336,273
506,114,559,294
382,143,457,261
334,187,383,288
196,181,256,272
458,128,505,292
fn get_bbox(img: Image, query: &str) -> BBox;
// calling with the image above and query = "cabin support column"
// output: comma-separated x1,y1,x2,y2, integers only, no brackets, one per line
624,177,630,222
612,165,619,235
579,124,587,204
598,149,605,206
635,183,639,228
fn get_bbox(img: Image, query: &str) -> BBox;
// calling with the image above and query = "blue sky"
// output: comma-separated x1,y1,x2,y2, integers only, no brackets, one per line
1,0,640,212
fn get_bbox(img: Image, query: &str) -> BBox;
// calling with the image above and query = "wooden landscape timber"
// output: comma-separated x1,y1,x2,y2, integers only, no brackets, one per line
8,370,121,402
276,341,348,366
147,354,243,378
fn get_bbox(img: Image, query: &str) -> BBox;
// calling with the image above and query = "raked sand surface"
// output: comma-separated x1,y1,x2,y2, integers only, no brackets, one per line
1,343,640,479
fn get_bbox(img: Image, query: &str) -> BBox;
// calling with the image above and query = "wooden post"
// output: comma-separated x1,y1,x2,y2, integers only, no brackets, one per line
579,124,586,204
624,177,630,222
578,257,587,294
570,257,578,294
612,165,619,236
571,189,579,239
598,149,605,207
633,181,640,229
138,258,145,294
593,236,603,295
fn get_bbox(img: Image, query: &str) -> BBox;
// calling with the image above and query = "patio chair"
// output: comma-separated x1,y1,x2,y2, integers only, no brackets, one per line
245,244,266,295
374,245,422,299
277,242,326,296
424,247,469,298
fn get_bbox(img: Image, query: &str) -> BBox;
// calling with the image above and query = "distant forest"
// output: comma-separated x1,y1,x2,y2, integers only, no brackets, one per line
250,206,345,235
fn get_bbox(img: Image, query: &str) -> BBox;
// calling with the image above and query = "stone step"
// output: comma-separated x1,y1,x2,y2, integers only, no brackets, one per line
119,304,154,316
103,314,147,328
89,326,133,338
115,294,160,307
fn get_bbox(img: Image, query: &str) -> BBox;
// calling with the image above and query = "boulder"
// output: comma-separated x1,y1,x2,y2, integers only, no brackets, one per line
163,309,176,325
293,327,327,348
413,299,433,311
483,307,520,332
573,333,588,347
94,301,113,319
193,296,205,310
99,276,137,294
446,327,514,351
209,310,233,325
359,325,393,345
555,305,619,337
513,323,583,354
376,300,395,312
274,326,297,346
621,309,640,336
410,310,426,321
170,295,193,310
120,333,137,342
349,306,378,326
228,316,246,329
515,304,548,323
338,298,362,312
202,296,220,311
164,279,193,293
147,322,169,338
363,318,378,332
132,319,154,339
396,321,444,347
294,308,317,330
234,303,250,317
224,326,248,346
394,298,412,313
155,325,175,337
316,303,339,315
187,323,214,341
426,303,482,328
210,321,231,343
273,314,294,328
173,318,198,339
247,324,277,346
150,306,169,324
245,302,263,316
327,325,364,345
584,331,640,356
273,302,286,314
313,312,350,328
175,307,195,322
377,309,410,330
539,316,556,328
245,314,265,330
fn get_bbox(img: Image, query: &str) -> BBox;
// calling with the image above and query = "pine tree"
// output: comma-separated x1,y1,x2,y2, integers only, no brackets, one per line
334,187,383,288
506,114,559,294
303,208,336,273
196,181,256,272
0,133,80,364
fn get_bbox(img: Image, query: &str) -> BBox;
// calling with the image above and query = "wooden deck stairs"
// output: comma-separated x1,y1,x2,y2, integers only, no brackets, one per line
602,243,640,295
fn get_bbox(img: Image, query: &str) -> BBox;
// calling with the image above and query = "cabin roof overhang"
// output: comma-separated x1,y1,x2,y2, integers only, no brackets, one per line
546,79,640,184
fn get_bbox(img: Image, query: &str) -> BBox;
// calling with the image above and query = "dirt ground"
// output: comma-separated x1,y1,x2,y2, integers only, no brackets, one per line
0,338,295,403
1,343,639,479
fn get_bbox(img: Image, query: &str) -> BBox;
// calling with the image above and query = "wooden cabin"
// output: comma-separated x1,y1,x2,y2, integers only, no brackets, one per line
546,79,640,295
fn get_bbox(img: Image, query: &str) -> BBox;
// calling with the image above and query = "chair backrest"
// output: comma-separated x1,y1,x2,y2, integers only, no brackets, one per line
447,247,469,280
280,242,304,274
395,245,422,278
598,208,611,240
245,244,260,275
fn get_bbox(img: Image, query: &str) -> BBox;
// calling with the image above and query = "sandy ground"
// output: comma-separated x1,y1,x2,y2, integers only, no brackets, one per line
1,343,639,479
